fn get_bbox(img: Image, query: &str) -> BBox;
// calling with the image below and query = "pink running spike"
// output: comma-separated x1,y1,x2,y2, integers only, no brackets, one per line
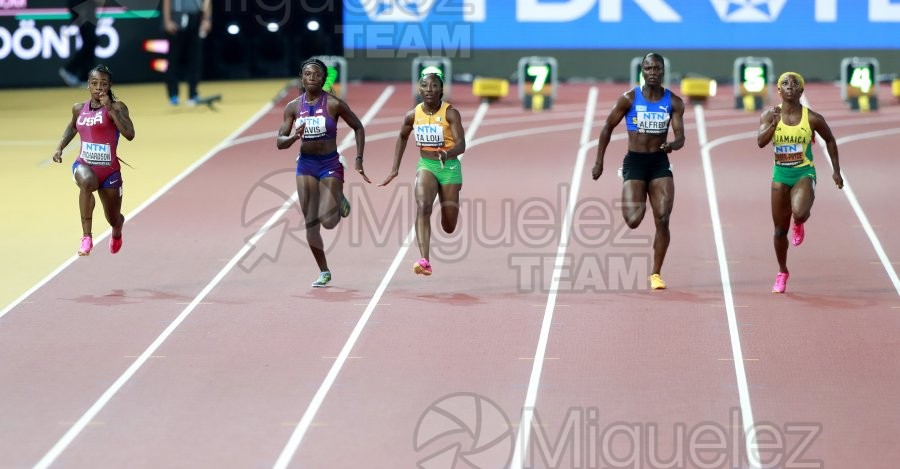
78,236,93,256
110,236,122,254
791,221,805,246
413,258,432,276
772,272,789,293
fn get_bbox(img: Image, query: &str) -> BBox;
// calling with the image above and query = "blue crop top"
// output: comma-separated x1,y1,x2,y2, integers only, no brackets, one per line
625,87,672,135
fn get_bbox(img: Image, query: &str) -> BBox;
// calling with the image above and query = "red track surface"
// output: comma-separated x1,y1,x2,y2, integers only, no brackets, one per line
1,82,897,469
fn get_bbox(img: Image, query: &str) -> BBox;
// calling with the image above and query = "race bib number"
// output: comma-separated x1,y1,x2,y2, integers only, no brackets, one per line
774,144,803,166
296,116,326,138
80,142,112,165
414,124,444,147
636,111,670,135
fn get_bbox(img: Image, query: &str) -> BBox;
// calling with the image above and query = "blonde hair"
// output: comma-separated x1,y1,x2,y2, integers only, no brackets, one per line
777,72,805,91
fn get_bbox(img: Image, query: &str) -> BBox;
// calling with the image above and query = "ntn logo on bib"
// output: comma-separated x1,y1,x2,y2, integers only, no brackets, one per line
81,142,112,164
415,124,444,146
636,111,670,134
297,116,327,138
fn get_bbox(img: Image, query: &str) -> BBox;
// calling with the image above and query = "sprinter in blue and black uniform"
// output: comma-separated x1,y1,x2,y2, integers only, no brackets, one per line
592,53,686,290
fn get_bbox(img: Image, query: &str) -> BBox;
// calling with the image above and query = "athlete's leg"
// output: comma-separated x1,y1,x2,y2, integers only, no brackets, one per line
436,183,462,234
73,164,99,237
771,182,793,272
647,176,674,276
97,184,124,253
97,186,124,237
789,176,815,224
621,180,648,229
415,169,440,261
318,176,343,230
297,175,328,272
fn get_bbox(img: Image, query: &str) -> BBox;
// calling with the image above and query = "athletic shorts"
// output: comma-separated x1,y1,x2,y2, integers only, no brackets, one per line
621,150,672,183
72,159,122,188
296,151,343,182
772,164,816,187
416,157,462,185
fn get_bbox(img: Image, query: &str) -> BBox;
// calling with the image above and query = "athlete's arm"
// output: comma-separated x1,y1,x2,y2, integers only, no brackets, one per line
379,109,415,187
593,91,633,180
276,99,302,150
335,98,371,183
809,110,843,189
757,106,780,148
663,94,685,153
442,107,465,160
52,103,81,163
108,101,135,141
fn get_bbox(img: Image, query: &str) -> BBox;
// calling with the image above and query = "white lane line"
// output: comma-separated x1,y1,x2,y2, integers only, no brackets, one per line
815,126,900,296
696,104,900,469
695,104,761,468
1,94,282,321
510,87,598,469
271,100,490,469
31,86,396,469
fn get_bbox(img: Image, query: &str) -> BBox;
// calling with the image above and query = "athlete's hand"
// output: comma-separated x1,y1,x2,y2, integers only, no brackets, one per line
660,142,673,153
437,149,448,169
98,92,112,109
52,150,62,163
771,106,781,126
290,120,305,143
378,171,398,187
355,158,372,184
591,162,603,180
833,171,844,189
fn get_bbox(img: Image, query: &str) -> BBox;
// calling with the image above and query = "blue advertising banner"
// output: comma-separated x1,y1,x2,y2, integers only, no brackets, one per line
343,0,900,50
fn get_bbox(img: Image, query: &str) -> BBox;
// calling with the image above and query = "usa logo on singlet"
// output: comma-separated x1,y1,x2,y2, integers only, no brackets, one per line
77,110,104,126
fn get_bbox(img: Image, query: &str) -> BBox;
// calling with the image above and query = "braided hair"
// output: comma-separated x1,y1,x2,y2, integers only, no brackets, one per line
88,64,117,102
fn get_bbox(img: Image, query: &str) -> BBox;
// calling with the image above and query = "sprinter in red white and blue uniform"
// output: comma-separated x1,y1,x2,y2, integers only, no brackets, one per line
52,64,136,256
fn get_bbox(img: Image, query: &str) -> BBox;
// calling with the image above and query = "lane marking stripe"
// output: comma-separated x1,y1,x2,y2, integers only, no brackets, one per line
271,100,490,469
696,104,762,468
510,87,598,469
32,87,396,469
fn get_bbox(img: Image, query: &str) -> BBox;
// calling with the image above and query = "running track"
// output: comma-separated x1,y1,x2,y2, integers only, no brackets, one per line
1,82,898,469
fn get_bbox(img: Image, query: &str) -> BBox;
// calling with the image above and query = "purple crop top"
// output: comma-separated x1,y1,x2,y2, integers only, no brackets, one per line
295,92,338,141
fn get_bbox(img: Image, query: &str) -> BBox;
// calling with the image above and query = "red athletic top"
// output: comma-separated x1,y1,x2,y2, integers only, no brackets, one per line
75,101,120,169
